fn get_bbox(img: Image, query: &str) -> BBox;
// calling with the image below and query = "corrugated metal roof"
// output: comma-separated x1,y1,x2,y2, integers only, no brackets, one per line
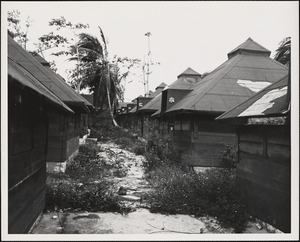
177,67,201,78
117,102,131,109
165,38,288,115
128,106,137,113
31,52,93,108
81,94,94,105
156,82,168,89
149,82,167,98
8,36,91,112
150,68,201,117
8,58,73,113
227,37,271,59
139,93,162,112
217,74,289,119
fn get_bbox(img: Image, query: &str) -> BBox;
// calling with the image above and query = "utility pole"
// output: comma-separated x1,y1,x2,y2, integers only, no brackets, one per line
144,32,151,96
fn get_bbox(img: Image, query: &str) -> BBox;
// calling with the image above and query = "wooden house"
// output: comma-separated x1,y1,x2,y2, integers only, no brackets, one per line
115,101,136,130
160,38,289,167
134,82,167,136
217,73,291,232
8,38,73,233
151,67,201,136
8,35,93,173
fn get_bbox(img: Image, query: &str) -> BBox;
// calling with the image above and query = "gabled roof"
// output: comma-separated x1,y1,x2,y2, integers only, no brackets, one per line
8,36,91,113
177,67,201,78
227,37,271,59
8,57,73,114
217,73,290,119
165,38,288,115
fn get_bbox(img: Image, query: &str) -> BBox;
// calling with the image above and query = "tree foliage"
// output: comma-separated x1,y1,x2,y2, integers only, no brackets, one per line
7,9,33,50
274,37,291,67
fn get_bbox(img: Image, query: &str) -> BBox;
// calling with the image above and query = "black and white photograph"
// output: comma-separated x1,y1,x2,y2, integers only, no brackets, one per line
1,1,299,241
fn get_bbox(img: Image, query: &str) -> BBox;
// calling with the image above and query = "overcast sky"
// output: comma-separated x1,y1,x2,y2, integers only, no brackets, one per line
2,1,299,101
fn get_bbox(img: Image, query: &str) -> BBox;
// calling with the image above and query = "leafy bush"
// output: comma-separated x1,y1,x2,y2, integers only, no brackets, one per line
147,166,249,233
45,175,120,212
143,132,183,172
220,144,237,168
46,142,123,213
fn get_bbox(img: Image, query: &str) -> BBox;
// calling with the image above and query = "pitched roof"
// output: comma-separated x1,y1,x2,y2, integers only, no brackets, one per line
81,94,94,105
8,57,73,114
8,36,91,113
30,52,93,109
128,106,137,113
150,68,200,117
217,73,290,119
177,67,201,78
149,82,167,97
165,38,288,115
169,68,201,90
227,37,271,59
138,93,162,113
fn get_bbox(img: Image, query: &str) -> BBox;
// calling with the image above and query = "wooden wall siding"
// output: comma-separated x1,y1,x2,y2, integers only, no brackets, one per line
47,112,80,163
66,136,79,159
170,117,235,167
46,111,67,162
80,113,89,137
8,86,47,233
237,125,291,232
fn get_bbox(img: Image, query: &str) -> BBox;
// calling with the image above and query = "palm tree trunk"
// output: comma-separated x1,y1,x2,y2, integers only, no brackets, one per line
106,85,119,126
106,65,119,127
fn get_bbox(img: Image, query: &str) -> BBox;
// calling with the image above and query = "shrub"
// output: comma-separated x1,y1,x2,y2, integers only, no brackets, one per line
147,166,249,233
46,141,125,213
143,132,183,172
220,144,237,168
45,175,120,212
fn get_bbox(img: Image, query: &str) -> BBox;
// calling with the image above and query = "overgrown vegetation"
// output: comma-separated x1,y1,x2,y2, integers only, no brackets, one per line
146,166,249,233
220,144,237,168
107,122,248,232
45,142,122,212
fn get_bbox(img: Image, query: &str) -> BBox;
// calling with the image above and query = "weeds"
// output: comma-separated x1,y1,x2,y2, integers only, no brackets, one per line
46,142,122,213
220,144,237,168
146,166,249,233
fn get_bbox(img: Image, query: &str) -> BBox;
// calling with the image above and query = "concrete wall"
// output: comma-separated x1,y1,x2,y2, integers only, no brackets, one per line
237,125,291,232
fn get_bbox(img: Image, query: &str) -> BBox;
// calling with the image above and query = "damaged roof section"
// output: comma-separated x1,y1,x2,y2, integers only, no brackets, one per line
165,38,288,115
217,73,290,120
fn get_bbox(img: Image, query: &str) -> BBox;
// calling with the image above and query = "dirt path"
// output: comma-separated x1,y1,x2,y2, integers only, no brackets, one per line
31,141,270,234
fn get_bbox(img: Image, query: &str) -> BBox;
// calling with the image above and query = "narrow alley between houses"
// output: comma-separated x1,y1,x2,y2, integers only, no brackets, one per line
31,140,270,234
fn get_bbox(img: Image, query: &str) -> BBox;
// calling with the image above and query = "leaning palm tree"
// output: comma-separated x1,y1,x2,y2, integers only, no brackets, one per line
274,37,291,67
69,28,120,126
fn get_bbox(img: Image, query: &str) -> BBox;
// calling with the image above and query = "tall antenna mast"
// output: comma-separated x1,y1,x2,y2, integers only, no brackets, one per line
144,32,151,96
